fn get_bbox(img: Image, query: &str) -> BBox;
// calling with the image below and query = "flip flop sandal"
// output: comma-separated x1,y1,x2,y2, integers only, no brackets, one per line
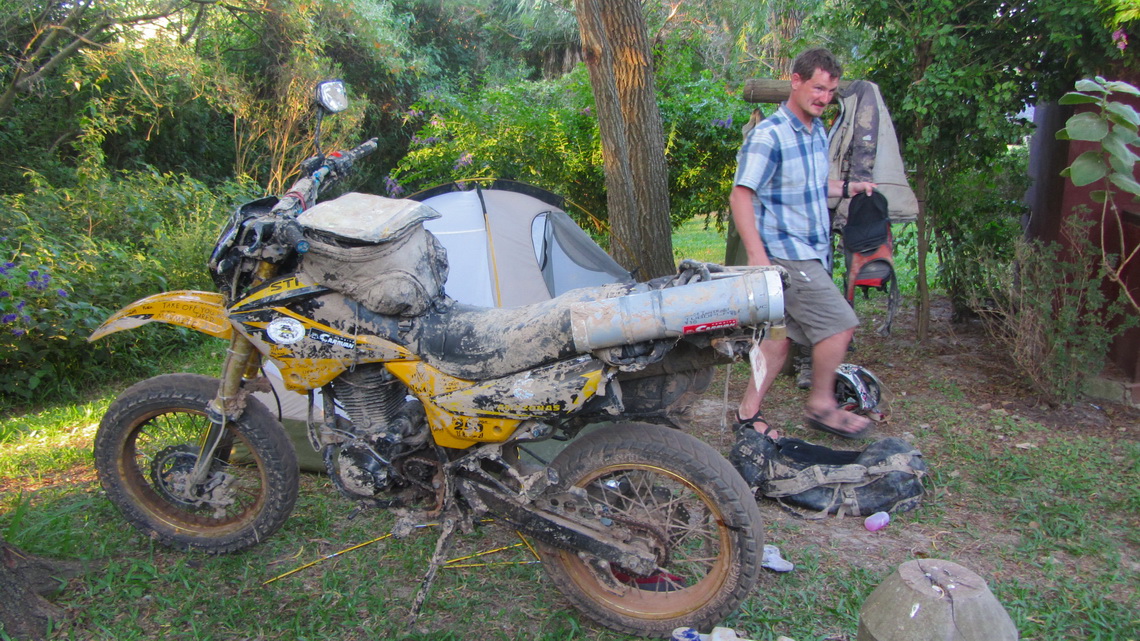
735,410,778,440
805,410,874,440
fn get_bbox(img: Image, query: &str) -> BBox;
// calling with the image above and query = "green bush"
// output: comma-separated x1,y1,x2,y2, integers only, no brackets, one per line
0,168,256,410
390,69,608,228
391,61,748,233
929,148,1028,317
972,217,1137,402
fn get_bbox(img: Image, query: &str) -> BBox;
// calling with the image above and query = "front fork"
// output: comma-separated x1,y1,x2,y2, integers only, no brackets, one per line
188,262,275,485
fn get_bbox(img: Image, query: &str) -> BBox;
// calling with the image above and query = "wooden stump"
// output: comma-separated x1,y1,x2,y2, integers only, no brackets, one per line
857,559,1018,641
0,539,85,640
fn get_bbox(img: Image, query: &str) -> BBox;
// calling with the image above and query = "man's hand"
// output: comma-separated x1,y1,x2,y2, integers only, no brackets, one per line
828,179,877,199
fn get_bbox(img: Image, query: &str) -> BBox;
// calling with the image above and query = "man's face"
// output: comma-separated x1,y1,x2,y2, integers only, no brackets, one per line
789,68,839,123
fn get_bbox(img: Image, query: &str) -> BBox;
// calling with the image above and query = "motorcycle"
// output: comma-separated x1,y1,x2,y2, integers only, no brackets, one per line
89,80,787,637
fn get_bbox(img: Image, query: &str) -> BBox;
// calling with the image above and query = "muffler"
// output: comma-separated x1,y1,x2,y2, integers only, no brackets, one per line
569,268,784,351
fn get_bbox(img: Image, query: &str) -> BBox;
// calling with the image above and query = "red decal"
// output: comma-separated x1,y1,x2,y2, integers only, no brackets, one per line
682,319,738,334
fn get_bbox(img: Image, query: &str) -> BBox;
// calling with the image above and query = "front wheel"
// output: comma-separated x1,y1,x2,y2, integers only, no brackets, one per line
94,374,299,553
538,423,764,637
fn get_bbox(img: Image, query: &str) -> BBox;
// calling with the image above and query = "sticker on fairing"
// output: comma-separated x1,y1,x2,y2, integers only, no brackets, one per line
310,331,355,350
266,317,306,344
682,319,738,334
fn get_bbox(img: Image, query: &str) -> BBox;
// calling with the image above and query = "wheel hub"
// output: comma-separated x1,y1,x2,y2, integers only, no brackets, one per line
150,445,235,511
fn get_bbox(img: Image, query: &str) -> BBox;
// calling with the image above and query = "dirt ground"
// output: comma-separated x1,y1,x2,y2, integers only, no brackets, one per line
682,296,1140,587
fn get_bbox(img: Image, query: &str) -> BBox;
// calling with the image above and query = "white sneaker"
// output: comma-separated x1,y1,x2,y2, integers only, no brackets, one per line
761,544,794,572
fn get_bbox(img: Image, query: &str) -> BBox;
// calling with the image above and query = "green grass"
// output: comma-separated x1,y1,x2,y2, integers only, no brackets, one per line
672,214,728,264
1,224,1138,640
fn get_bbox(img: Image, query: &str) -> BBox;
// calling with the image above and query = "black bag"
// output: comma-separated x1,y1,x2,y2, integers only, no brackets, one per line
730,432,926,518
843,191,890,254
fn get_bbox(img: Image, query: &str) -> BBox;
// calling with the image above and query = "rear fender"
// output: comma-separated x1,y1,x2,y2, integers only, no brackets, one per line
88,290,233,341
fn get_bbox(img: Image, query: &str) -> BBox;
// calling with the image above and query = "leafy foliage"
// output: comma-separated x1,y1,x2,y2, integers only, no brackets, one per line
390,68,607,227
823,0,1135,335
1056,76,1140,315
970,217,1137,402
929,148,1029,317
393,51,749,231
0,168,256,409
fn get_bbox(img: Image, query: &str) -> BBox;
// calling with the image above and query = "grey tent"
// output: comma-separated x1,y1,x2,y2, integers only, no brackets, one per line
412,180,631,306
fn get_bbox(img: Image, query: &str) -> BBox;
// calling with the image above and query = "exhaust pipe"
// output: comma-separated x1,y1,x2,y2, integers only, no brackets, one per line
570,269,784,351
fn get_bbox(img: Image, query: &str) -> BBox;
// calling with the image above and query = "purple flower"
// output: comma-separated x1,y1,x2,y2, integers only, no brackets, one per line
580,107,592,116
384,175,405,197
16,300,26,310
453,152,474,170
712,117,735,129
26,270,50,291
1114,28,1128,51
0,291,8,298
11,328,24,336
57,289,68,298
1,313,15,323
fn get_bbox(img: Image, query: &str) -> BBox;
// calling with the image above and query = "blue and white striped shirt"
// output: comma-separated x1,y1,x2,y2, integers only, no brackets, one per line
734,104,831,265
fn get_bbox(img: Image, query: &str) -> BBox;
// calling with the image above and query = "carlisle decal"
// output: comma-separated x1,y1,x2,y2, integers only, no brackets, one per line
682,319,738,334
266,317,306,344
311,331,356,350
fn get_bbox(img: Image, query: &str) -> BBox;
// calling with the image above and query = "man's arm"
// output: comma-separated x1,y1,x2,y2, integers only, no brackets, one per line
828,179,876,199
729,185,771,267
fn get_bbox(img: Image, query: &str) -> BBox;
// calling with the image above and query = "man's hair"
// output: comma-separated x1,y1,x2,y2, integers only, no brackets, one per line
791,48,842,81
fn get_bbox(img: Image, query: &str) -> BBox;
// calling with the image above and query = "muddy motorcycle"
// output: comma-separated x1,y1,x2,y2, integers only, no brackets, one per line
90,81,786,637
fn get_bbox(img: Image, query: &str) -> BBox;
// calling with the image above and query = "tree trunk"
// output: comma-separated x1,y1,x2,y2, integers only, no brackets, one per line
0,539,84,640
914,157,930,342
574,0,675,279
912,41,934,342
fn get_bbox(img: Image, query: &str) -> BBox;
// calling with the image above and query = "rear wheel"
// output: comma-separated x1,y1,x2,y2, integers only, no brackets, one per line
538,423,763,637
94,374,299,553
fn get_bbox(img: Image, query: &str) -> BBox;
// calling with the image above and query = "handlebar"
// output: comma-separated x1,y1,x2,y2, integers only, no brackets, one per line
329,138,379,169
256,137,378,256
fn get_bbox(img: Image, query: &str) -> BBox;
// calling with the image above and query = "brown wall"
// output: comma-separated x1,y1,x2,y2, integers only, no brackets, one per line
1026,88,1140,396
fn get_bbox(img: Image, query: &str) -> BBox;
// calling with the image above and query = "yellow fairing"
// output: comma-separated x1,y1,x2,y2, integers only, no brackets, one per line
386,359,605,449
237,310,417,392
88,291,232,342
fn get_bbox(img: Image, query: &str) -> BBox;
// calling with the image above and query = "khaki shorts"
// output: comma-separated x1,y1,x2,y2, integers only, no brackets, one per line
770,257,859,345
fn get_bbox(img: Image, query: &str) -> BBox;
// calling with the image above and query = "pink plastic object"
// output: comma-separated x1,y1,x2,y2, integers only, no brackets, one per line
864,511,891,531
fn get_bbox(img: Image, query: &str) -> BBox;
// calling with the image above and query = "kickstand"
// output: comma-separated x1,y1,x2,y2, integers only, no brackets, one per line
408,516,458,623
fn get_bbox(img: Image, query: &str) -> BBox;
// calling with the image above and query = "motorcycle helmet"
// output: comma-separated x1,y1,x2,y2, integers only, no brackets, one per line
834,363,889,422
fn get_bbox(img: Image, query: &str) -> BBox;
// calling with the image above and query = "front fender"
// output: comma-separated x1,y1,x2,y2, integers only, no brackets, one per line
88,290,233,342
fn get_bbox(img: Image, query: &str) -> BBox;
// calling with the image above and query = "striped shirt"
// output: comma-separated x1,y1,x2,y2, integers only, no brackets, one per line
734,104,831,265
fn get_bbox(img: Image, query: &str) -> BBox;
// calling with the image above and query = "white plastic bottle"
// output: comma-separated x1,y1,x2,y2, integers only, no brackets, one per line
864,511,891,531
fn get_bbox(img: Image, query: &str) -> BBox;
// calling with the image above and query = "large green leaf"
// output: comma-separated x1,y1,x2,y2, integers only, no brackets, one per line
1075,78,1108,93
1109,171,1140,197
1058,92,1100,106
1104,80,1140,96
1066,151,1107,187
1106,102,1140,129
1063,112,1109,142
1102,131,1140,166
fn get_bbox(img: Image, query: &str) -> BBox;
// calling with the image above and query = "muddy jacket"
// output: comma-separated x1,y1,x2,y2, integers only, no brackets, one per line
826,80,919,229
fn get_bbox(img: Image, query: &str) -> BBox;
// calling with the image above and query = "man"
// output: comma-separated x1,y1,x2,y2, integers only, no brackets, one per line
729,47,874,440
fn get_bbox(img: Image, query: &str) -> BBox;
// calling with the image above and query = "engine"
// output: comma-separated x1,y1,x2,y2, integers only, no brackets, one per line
323,364,431,504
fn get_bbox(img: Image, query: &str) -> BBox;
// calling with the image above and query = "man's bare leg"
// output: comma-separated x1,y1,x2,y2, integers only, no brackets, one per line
806,327,870,434
736,336,789,438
